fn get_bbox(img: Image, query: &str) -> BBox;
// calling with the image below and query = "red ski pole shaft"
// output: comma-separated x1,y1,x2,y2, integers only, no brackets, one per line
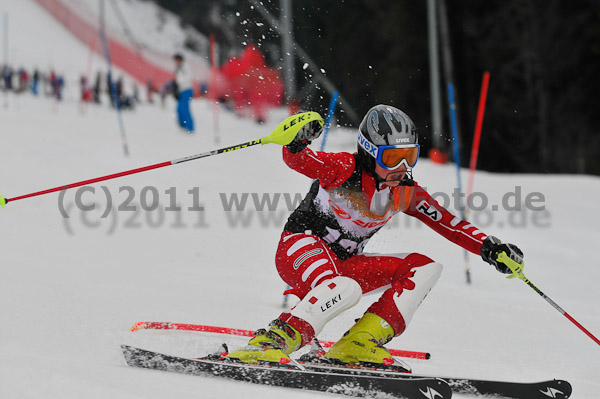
0,139,262,207
4,161,170,204
521,275,600,346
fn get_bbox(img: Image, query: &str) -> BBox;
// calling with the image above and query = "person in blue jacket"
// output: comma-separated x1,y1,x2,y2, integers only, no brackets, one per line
173,53,195,133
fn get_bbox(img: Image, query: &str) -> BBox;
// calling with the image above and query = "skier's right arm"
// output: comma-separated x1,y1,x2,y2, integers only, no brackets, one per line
281,117,355,189
282,147,355,190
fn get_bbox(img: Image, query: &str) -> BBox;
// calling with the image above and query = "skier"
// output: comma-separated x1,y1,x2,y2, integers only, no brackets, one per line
172,53,195,133
226,104,524,368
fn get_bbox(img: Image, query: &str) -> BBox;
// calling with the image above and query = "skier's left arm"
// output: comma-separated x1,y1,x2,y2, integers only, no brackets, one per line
404,184,524,275
403,183,486,255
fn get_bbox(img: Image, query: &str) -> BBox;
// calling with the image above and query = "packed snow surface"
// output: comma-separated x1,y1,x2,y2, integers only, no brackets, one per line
1,1,599,398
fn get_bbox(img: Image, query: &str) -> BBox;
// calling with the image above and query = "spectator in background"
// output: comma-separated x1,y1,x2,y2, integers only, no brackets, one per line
133,83,140,104
48,70,56,97
53,74,64,101
173,53,195,133
48,70,64,101
106,73,116,106
115,76,134,110
146,79,153,103
115,76,124,105
3,64,13,91
31,69,40,95
80,75,92,102
17,67,28,93
92,72,102,104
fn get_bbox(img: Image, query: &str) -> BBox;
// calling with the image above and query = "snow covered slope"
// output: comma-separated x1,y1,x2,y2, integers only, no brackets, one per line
65,0,209,81
1,1,599,398
1,0,109,90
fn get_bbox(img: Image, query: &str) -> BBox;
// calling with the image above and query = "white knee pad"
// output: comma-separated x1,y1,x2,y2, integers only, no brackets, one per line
393,262,443,327
291,276,362,336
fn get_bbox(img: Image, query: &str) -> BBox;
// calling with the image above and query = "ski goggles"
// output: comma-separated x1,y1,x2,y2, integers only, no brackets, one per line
358,130,420,170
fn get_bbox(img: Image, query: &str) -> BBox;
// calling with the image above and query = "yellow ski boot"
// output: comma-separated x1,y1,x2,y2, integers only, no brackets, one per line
324,312,410,371
226,319,302,365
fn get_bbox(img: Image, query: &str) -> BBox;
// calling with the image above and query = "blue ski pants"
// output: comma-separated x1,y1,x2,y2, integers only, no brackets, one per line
177,89,195,132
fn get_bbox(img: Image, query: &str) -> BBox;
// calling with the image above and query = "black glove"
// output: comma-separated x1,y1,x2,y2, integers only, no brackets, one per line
481,236,524,274
286,119,324,153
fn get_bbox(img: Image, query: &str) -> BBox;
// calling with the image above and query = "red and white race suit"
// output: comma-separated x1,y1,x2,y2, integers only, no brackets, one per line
275,146,488,337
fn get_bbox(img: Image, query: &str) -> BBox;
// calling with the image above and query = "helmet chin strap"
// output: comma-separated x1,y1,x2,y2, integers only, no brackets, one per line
375,169,415,190
398,170,415,186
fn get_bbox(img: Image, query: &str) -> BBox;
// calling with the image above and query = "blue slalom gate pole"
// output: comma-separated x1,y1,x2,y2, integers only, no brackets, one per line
448,83,462,199
99,0,129,156
448,83,471,284
319,91,339,152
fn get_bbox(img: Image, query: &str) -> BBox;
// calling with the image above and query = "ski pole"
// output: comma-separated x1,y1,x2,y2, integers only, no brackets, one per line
498,252,600,347
0,112,323,209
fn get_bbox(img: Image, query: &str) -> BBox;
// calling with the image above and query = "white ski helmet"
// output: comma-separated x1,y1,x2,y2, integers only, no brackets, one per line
357,104,419,177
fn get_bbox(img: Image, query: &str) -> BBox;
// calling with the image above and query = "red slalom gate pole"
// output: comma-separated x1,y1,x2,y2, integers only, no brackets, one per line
466,71,490,198
131,321,431,360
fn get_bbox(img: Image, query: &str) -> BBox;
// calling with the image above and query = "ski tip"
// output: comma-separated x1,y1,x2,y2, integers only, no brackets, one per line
130,322,145,332
0,195,7,209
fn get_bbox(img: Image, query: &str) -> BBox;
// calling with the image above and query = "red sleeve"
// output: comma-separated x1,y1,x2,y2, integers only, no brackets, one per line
282,147,356,189
403,183,487,255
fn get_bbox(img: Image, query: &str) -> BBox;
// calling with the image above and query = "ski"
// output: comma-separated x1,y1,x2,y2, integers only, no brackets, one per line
121,345,451,399
285,360,571,399
297,360,571,399
121,345,572,399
